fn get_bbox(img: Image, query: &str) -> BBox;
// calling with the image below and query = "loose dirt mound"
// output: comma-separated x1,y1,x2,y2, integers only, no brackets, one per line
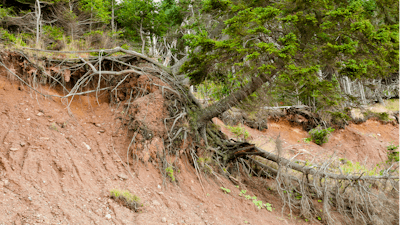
0,66,312,224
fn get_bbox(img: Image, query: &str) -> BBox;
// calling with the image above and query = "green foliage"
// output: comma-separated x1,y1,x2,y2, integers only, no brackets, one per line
0,28,16,44
159,0,185,28
0,5,13,19
165,166,175,182
226,124,250,140
308,126,334,145
387,144,399,151
340,160,380,176
328,111,351,125
220,187,231,194
378,112,390,121
363,110,392,122
43,25,64,41
182,0,399,111
79,0,111,23
387,144,399,162
117,0,167,43
303,138,311,144
110,189,141,211
238,189,273,210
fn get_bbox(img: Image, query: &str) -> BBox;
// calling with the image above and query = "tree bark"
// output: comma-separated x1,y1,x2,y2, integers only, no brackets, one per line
196,73,271,126
111,0,115,34
35,0,41,48
140,20,145,54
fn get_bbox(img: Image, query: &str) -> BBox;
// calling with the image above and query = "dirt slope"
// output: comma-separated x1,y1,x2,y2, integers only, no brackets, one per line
0,74,314,225
214,114,399,168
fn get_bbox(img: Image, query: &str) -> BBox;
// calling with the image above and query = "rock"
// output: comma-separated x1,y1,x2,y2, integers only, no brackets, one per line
161,217,167,223
178,202,187,210
157,185,161,189
215,204,222,207
28,197,32,201
105,214,112,219
20,142,26,147
82,142,91,150
99,130,105,133
152,200,161,206
10,148,18,151
4,180,9,187
37,112,44,116
118,174,128,180
95,124,101,127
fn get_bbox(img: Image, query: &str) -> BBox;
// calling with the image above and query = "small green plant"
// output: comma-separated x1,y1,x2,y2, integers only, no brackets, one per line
50,123,58,131
165,166,175,182
253,199,263,209
238,190,273,211
308,126,335,145
264,203,272,211
226,124,250,140
110,189,141,211
303,138,311,143
0,28,16,44
220,187,231,194
387,144,399,162
378,112,389,121
387,144,399,151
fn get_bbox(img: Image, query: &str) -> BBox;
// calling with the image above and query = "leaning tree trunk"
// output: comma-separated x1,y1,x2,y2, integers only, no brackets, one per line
195,73,271,127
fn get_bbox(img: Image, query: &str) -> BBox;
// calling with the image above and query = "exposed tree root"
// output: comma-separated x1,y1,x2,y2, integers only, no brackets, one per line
0,49,398,224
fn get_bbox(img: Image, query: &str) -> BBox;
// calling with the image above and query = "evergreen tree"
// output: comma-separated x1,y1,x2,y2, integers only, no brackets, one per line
182,0,398,125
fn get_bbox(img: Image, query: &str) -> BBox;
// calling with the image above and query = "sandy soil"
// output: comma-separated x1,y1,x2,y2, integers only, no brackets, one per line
0,73,319,225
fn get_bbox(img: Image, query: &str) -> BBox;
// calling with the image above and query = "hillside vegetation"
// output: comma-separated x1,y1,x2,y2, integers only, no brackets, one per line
0,0,399,224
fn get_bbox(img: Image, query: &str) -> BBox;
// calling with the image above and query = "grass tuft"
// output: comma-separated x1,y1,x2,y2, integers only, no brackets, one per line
110,189,141,211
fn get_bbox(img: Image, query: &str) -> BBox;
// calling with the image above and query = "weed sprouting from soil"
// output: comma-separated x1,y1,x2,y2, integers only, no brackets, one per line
308,126,334,145
110,189,141,212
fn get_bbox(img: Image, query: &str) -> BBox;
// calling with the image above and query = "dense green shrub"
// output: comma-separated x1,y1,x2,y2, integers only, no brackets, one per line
308,126,335,145
43,25,64,41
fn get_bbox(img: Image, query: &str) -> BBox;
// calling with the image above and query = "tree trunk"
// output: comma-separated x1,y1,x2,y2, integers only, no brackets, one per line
111,0,115,34
140,21,145,54
35,0,41,48
196,73,271,126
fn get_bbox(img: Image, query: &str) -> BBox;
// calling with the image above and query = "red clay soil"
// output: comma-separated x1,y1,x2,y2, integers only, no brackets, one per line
214,113,399,168
0,74,316,224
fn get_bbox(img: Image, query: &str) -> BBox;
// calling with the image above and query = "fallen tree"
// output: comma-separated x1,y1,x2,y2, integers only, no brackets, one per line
0,48,398,225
